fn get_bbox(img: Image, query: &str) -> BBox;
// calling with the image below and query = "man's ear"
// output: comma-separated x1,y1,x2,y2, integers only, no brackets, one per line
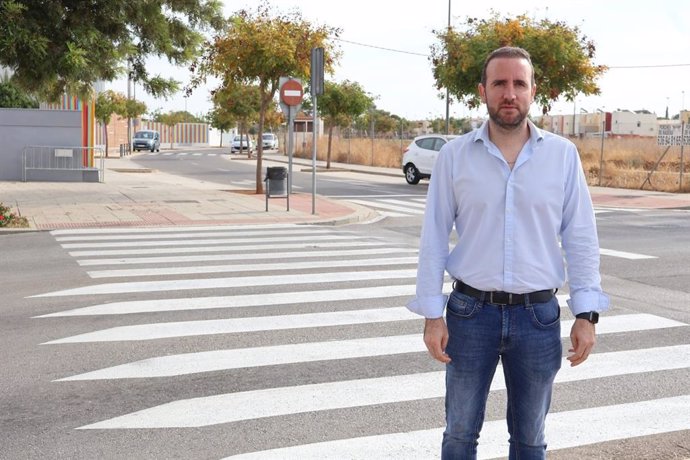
478,83,486,103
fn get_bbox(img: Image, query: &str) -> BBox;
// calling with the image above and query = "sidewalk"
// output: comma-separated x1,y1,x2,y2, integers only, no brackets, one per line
1,148,689,232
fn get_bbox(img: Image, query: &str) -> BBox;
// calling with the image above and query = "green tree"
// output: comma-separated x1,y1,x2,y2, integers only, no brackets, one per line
157,111,186,149
213,83,261,157
0,0,223,101
430,13,606,114
190,2,340,193
0,71,38,108
318,80,373,168
95,90,127,157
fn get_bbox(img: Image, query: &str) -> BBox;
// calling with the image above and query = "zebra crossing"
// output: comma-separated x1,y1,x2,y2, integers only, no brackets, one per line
335,194,652,219
31,224,689,458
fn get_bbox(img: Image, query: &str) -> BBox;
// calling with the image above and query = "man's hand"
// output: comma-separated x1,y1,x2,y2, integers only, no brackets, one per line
424,317,451,364
567,319,596,366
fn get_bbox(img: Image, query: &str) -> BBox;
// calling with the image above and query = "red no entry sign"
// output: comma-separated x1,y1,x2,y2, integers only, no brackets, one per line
280,79,303,106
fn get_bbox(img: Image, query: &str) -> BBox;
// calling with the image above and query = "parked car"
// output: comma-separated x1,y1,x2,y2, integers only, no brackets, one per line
132,130,160,152
401,134,458,184
261,133,279,150
231,135,254,154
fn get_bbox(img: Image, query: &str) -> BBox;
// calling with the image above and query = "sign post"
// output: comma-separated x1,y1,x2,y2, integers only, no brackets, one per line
310,47,324,215
279,78,303,195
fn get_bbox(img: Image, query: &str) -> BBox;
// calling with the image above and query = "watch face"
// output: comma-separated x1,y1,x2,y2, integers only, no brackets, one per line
577,312,599,324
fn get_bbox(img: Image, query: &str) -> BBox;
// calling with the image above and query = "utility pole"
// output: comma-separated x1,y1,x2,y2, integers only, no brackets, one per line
444,0,451,135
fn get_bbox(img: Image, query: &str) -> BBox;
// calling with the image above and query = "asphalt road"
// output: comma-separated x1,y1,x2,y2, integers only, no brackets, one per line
2,151,689,459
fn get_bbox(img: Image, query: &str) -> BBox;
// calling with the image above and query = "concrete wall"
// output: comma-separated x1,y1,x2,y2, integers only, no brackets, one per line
0,109,81,181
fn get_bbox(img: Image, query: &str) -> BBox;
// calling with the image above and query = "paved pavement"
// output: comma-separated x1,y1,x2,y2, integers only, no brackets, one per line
1,148,689,231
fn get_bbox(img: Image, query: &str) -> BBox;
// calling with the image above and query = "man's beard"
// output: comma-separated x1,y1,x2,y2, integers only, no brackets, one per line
488,105,528,130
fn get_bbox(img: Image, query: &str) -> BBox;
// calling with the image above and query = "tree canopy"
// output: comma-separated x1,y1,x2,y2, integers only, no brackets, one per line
0,0,223,101
318,80,373,168
190,2,340,193
0,73,38,108
431,13,606,114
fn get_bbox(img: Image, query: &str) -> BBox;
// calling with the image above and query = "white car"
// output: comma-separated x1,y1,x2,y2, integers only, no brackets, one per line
231,135,254,154
401,134,457,184
261,133,279,150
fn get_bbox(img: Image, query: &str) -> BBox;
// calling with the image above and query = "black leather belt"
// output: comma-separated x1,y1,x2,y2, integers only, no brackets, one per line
453,280,554,305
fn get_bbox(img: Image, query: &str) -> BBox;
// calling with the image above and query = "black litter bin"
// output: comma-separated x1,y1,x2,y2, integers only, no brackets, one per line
266,166,287,195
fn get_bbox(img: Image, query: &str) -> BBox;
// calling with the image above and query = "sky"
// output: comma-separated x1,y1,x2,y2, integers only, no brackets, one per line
111,0,690,121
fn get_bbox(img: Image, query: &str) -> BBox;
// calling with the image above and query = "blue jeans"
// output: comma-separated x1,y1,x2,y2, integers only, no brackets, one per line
441,290,562,460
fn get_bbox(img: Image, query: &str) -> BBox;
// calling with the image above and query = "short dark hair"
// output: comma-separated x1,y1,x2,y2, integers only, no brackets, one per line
481,47,535,86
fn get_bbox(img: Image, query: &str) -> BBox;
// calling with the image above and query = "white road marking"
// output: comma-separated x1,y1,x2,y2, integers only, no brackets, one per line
34,283,453,317
599,248,657,259
348,199,425,215
43,307,420,344
50,223,302,236
31,269,418,297
76,344,690,428
60,234,364,249
86,256,418,278
75,247,409,266
68,241,389,257
220,395,690,459
54,228,338,242
57,321,687,380
379,198,427,209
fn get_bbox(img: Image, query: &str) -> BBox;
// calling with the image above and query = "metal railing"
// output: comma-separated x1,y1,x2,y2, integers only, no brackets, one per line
22,146,105,182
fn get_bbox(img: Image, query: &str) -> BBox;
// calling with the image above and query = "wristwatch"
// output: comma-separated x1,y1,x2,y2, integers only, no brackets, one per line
575,311,599,324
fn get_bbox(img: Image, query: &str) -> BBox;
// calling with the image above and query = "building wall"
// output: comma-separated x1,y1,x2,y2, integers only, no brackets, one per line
611,111,657,136
0,109,81,181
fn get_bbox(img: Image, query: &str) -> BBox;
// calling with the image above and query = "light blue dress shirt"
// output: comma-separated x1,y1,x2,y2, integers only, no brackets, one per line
407,120,610,319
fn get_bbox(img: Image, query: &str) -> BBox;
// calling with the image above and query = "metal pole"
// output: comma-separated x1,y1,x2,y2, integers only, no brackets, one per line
311,96,318,215
445,0,451,135
287,105,294,194
370,109,375,166
127,59,132,156
680,121,686,191
598,119,605,186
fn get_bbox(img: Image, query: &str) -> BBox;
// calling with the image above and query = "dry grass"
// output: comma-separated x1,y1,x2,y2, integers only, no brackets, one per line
293,133,690,193
575,137,690,192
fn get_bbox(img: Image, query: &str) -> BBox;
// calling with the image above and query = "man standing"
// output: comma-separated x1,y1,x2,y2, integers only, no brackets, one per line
407,47,609,459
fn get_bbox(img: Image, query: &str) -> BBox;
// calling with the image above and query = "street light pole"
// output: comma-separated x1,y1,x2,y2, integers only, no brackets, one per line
444,0,451,135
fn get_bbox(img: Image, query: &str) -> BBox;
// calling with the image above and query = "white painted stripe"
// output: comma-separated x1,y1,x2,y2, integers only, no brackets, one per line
42,311,682,351
192,153,202,156
35,283,453,317
87,257,418,279
380,211,410,217
348,199,425,215
43,307,419,344
32,269,418,297
600,248,657,259
207,153,217,157
178,152,189,156
50,223,303,236
58,324,688,380
55,228,337,242
68,241,389,257
380,198,427,209
220,395,690,459
60,234,365,249
56,334,425,380
163,152,175,156
283,89,301,97
76,247,409,266
76,345,690,428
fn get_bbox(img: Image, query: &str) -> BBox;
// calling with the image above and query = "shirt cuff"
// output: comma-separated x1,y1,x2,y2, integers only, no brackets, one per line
566,290,610,316
406,294,448,319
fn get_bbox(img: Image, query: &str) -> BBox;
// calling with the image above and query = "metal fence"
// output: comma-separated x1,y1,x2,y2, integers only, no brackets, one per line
22,146,105,182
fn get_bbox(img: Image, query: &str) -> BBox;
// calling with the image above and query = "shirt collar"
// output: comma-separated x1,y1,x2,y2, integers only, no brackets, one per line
473,119,545,147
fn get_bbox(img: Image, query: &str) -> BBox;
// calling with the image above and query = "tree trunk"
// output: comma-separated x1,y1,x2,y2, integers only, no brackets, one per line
326,125,333,169
104,123,109,158
255,97,269,195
